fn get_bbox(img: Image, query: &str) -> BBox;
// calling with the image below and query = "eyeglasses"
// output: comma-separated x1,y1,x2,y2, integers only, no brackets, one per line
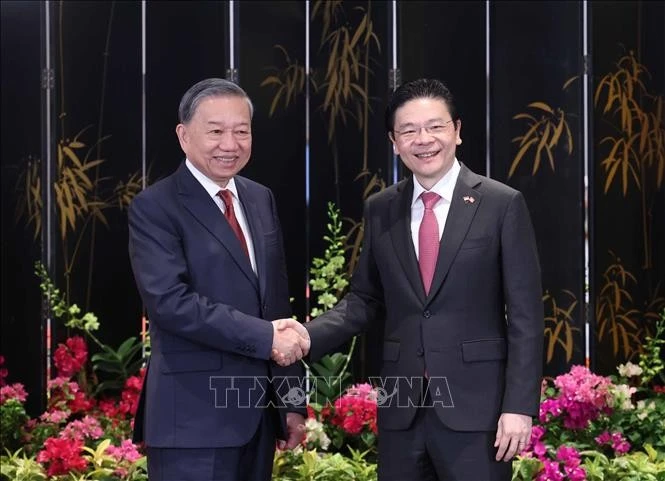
394,120,454,141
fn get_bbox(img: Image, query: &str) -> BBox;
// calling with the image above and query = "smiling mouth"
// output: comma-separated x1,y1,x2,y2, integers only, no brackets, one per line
213,156,236,164
415,151,439,159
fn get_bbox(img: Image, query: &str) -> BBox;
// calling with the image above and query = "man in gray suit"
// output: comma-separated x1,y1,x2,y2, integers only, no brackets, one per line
277,78,544,480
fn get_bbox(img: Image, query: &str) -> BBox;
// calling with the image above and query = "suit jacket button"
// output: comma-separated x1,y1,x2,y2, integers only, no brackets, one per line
417,348,424,357
423,310,431,318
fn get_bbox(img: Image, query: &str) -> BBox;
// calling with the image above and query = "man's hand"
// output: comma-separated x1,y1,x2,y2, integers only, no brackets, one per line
271,319,310,366
277,412,306,450
494,413,532,461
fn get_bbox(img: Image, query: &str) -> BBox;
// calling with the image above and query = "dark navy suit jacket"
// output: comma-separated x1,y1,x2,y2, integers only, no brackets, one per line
129,162,305,448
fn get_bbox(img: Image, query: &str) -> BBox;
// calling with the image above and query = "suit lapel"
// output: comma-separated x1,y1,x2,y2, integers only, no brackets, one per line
389,178,427,304
426,164,482,303
235,178,267,302
176,165,259,292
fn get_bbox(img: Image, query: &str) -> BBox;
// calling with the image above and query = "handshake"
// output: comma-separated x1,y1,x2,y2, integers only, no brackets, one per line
271,319,310,366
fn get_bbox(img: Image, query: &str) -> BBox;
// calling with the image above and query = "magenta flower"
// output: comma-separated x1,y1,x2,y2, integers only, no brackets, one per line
536,459,565,481
0,383,28,404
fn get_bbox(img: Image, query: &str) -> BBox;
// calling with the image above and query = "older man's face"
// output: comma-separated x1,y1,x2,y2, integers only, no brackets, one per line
176,95,252,188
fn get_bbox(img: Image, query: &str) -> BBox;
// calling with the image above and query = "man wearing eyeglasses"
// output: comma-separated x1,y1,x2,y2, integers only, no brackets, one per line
275,78,544,480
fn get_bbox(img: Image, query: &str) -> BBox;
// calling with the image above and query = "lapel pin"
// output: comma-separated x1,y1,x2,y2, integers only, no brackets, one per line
463,195,475,204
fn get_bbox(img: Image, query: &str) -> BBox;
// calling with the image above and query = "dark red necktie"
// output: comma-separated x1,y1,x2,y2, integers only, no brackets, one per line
217,189,250,258
419,191,441,295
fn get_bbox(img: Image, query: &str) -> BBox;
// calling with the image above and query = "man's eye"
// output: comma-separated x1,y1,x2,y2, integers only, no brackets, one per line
402,130,416,136
428,125,445,133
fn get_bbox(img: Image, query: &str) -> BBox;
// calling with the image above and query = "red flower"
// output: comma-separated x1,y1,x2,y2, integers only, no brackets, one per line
98,398,121,419
68,390,95,413
36,437,88,476
54,337,88,378
653,385,665,394
330,383,378,436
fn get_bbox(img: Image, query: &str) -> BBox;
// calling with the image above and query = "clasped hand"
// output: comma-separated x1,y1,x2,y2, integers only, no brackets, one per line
271,319,310,366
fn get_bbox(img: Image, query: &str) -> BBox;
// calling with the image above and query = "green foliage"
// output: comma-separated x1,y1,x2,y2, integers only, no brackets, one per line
0,449,47,481
307,353,351,406
35,261,145,395
511,456,542,481
306,202,354,405
36,262,100,332
582,447,665,481
309,202,349,317
91,337,144,396
511,448,665,480
639,310,665,386
272,447,377,481
0,399,28,452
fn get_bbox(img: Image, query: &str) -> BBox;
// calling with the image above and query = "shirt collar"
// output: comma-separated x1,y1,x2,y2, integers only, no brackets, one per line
185,159,239,200
411,159,461,206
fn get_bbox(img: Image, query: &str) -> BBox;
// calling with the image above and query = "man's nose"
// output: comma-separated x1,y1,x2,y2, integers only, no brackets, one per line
217,131,238,149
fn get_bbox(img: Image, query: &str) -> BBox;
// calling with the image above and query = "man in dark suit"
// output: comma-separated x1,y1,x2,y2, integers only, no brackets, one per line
128,78,310,481
276,78,544,480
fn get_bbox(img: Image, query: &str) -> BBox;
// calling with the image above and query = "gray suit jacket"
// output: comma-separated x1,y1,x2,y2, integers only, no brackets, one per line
306,163,544,431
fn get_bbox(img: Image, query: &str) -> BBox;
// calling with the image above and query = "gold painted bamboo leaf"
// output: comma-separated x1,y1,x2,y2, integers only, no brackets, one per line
528,102,554,114
80,159,105,172
594,75,611,106
564,120,573,154
616,312,639,330
369,31,380,52
564,324,574,362
618,323,631,357
545,144,555,172
621,93,631,135
71,167,94,190
508,137,538,178
62,145,84,170
326,31,341,77
260,75,282,87
350,14,367,49
269,86,285,117
548,112,565,149
602,153,621,193
550,320,565,361
519,119,542,148
639,110,650,153
349,83,368,103
534,122,551,174
562,75,579,90
513,113,537,122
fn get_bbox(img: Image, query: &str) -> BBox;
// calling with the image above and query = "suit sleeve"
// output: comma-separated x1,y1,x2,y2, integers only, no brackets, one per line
500,191,544,417
305,199,385,361
265,189,307,415
128,192,274,360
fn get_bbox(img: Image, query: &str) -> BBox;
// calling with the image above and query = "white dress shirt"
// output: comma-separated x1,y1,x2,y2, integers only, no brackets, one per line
185,159,257,274
410,159,461,260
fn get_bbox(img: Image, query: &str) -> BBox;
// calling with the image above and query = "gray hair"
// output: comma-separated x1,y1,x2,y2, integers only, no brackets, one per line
178,78,254,123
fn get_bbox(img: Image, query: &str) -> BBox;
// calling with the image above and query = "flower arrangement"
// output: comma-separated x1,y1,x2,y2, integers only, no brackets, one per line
0,264,148,480
513,311,665,480
0,335,147,480
307,382,378,455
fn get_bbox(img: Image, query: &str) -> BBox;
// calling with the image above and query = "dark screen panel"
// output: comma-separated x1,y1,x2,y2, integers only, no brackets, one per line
491,1,586,375
400,1,487,175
